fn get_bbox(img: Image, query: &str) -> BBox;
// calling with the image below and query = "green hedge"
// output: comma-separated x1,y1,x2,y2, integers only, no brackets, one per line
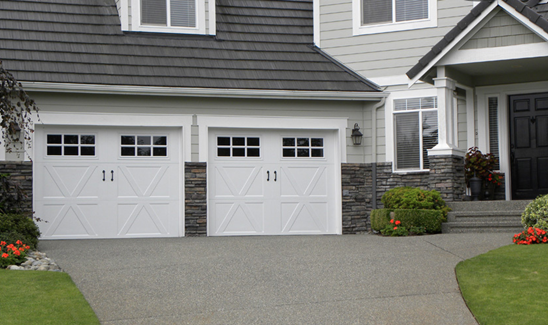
371,209,443,234
381,187,450,219
0,213,40,249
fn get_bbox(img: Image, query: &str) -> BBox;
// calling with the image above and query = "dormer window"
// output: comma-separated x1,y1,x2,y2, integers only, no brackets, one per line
141,0,196,28
353,0,437,35
121,0,208,35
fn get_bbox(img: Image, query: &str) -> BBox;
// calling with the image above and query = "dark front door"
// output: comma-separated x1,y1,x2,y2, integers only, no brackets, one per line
509,93,548,200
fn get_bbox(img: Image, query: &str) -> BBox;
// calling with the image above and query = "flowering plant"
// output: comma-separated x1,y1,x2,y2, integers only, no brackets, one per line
513,227,548,245
0,240,30,268
465,147,503,185
381,219,408,236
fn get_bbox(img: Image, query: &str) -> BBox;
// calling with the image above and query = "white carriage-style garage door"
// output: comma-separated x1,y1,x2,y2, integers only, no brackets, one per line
34,126,181,239
208,129,339,236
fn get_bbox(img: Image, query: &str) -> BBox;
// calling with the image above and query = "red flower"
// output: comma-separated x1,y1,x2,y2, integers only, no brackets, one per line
390,219,394,224
394,227,398,230
395,220,401,225
18,247,24,252
13,250,20,256
0,241,5,246
16,240,22,245
25,245,30,250
1,253,8,258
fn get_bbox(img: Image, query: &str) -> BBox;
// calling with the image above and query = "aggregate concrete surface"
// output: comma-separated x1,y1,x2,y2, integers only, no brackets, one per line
39,233,514,324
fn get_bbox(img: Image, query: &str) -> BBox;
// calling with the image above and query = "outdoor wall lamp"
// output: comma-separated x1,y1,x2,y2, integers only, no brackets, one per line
351,123,363,145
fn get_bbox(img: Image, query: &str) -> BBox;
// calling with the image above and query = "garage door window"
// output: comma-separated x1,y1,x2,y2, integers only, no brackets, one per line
217,136,260,157
282,137,324,158
120,135,168,157
46,134,96,156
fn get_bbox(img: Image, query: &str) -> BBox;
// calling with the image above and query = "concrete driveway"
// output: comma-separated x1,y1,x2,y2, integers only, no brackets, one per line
39,233,513,324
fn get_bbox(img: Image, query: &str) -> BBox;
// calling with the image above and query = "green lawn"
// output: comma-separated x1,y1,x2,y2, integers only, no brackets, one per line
0,269,100,324
456,244,548,325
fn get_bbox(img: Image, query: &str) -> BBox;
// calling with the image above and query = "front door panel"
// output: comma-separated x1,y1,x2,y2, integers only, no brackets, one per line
510,93,548,199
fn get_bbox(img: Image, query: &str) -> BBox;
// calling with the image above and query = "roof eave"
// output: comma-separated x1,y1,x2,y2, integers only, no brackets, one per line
21,81,387,101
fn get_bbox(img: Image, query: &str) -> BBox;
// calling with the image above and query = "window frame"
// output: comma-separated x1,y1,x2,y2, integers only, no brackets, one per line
130,0,206,35
119,134,170,158
353,0,437,35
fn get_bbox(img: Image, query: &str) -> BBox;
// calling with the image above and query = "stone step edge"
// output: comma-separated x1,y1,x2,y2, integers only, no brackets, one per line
448,211,523,216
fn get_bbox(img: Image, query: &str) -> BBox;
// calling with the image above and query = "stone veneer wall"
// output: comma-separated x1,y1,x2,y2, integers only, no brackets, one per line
185,162,207,236
342,156,471,234
0,161,33,213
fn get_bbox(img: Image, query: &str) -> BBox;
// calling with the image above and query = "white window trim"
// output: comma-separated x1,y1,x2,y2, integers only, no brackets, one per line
385,88,438,173
352,0,437,35
130,0,206,35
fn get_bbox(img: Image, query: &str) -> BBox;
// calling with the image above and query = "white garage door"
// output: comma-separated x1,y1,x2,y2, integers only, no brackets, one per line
34,126,181,239
208,129,339,236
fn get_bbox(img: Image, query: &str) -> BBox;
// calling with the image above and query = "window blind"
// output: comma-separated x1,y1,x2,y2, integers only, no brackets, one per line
171,0,196,27
396,0,428,22
141,0,167,25
362,0,392,25
395,112,420,169
488,97,500,170
422,111,438,169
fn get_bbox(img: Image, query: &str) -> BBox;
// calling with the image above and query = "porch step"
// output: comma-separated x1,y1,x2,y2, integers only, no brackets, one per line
442,200,532,233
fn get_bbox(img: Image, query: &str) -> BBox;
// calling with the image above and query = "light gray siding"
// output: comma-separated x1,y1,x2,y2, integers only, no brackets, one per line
457,95,467,151
460,10,543,49
29,92,384,164
320,0,475,80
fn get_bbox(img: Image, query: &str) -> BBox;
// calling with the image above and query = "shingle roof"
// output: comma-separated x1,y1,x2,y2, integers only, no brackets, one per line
407,0,548,80
0,0,379,92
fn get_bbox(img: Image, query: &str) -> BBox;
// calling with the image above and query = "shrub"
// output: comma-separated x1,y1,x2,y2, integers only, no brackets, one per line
370,209,443,234
0,240,31,268
513,227,548,245
521,194,548,231
0,213,40,249
381,187,450,219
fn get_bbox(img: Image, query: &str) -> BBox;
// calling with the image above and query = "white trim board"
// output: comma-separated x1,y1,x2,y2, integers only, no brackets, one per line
22,82,387,101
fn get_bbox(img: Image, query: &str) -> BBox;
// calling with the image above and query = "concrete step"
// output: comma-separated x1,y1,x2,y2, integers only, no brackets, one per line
447,200,532,212
442,222,524,233
447,211,522,222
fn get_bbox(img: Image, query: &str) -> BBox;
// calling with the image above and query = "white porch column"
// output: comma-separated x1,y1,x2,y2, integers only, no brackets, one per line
429,68,465,157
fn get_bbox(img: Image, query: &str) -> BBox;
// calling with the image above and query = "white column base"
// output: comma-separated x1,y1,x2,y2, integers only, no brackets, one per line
427,144,465,157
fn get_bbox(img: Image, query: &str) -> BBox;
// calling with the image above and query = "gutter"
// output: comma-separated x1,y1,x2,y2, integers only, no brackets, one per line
370,96,386,210
21,82,388,101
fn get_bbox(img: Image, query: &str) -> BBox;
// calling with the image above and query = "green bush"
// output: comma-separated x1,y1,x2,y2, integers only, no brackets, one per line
371,208,443,234
371,209,391,231
522,194,548,231
0,213,40,249
381,187,450,219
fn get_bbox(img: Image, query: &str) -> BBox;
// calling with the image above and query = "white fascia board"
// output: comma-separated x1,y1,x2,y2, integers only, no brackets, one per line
499,0,548,42
21,82,387,101
408,1,499,87
209,0,216,35
438,42,548,66
314,0,320,47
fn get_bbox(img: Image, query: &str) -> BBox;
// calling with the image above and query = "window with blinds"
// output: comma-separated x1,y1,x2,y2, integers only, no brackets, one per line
488,97,500,170
393,96,438,170
141,0,196,28
362,0,428,25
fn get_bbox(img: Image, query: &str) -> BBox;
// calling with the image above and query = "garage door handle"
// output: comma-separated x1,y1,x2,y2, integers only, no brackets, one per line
274,171,277,182
102,170,105,181
111,170,114,182
267,171,270,181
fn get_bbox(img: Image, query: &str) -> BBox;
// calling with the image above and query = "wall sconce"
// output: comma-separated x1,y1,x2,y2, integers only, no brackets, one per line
351,123,363,145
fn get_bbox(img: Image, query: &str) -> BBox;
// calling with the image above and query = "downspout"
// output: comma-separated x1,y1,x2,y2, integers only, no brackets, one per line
370,96,386,210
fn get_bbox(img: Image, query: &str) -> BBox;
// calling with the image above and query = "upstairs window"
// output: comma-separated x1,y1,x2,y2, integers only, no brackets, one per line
353,0,436,35
141,0,196,28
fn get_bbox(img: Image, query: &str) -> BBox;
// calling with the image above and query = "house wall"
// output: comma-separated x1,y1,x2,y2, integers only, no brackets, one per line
319,0,474,81
25,92,381,164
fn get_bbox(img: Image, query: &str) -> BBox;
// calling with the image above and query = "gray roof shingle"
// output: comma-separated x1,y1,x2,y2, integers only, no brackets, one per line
0,0,379,92
407,0,548,80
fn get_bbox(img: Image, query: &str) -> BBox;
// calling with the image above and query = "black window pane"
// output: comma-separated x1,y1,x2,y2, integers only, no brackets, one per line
217,137,230,146
312,149,324,157
121,147,135,156
218,148,230,157
47,146,62,155
283,138,295,147
247,137,260,146
47,134,62,144
137,147,151,156
311,138,323,147
297,138,309,147
81,147,95,156
64,146,78,156
137,136,151,145
122,147,135,157
233,148,245,157
297,149,310,157
64,135,78,144
153,136,167,146
121,136,135,145
283,148,295,157
153,147,167,156
81,135,95,144
233,137,245,146
247,148,260,157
